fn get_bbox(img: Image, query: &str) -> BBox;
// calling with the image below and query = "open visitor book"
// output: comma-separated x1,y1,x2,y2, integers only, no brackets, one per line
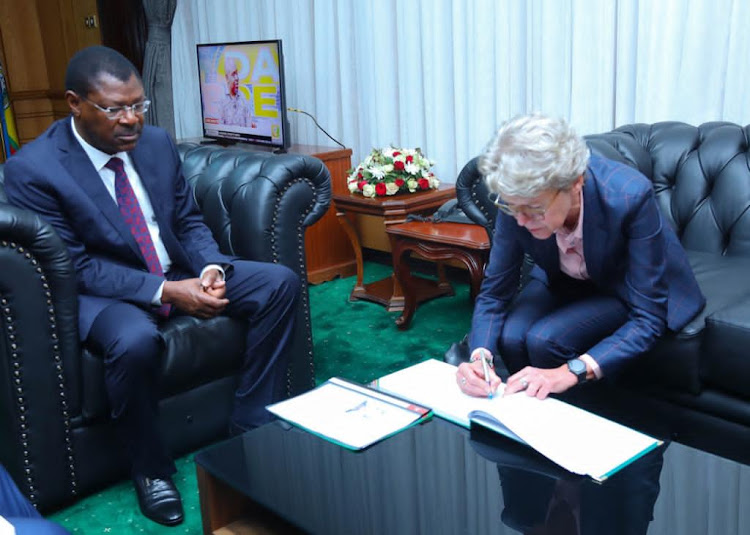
375,359,663,482
266,377,432,451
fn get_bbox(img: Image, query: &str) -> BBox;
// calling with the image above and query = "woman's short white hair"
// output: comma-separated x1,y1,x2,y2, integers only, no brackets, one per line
479,113,590,198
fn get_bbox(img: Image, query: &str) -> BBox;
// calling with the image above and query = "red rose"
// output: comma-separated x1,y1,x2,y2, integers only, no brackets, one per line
375,182,387,196
358,180,367,190
394,160,405,171
418,178,430,190
395,178,405,187
357,172,363,179
393,151,401,156
405,155,413,163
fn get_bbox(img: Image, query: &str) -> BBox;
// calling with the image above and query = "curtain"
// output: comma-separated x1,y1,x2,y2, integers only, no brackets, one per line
142,0,178,139
171,0,750,184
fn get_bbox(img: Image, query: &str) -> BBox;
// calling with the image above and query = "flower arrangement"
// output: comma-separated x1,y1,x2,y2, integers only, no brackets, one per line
347,147,440,198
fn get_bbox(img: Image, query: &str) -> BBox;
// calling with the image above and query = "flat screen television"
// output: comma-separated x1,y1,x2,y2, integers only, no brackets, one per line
196,39,290,151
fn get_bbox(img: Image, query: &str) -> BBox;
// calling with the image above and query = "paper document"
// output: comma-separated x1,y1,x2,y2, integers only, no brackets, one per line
376,359,662,481
267,377,431,450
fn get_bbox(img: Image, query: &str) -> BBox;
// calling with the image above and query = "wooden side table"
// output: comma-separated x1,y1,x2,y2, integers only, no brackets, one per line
333,184,456,311
386,221,491,329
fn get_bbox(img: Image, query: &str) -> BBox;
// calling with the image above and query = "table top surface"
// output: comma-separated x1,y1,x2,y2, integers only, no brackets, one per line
195,415,750,535
333,184,456,217
386,220,491,249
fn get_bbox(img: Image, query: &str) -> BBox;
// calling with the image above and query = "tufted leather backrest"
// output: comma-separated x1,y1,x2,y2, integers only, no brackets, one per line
457,122,750,258
585,122,750,257
176,143,330,267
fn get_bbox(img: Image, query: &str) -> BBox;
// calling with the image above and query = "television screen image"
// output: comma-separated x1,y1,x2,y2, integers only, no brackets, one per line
196,40,290,150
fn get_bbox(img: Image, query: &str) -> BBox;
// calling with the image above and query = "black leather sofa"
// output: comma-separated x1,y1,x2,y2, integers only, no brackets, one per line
454,121,750,464
0,143,331,512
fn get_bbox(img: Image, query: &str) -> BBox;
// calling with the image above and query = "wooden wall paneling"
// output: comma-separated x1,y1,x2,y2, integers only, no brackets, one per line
0,2,49,92
37,0,75,93
69,0,102,51
45,0,101,120
0,0,103,146
0,1,53,144
0,0,104,145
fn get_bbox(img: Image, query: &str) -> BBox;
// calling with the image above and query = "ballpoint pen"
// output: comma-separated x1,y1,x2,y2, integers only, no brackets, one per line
480,354,493,399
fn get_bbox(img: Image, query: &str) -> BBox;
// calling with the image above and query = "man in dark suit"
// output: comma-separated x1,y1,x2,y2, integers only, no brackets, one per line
4,46,299,526
457,114,704,400
1,464,69,534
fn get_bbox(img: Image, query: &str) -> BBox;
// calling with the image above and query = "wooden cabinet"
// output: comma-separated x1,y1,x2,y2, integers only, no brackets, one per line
294,144,356,284
0,0,101,151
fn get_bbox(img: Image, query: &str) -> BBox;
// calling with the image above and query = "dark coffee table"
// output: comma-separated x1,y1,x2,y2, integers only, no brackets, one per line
195,417,750,534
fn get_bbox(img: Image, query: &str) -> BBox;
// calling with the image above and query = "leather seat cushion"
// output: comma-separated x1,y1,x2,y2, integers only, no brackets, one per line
81,315,246,421
592,251,750,395
704,300,750,398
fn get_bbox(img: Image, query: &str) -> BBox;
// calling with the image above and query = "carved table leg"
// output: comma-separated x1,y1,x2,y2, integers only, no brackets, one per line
391,238,418,329
336,210,366,297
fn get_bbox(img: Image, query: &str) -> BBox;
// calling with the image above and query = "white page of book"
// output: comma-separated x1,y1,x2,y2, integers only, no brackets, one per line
377,359,660,479
481,386,659,479
267,378,423,450
376,358,524,442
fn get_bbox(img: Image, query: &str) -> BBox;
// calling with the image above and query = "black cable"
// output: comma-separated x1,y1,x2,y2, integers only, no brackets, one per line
287,107,346,149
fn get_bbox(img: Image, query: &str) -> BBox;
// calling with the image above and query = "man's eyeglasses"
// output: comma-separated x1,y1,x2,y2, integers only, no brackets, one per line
492,189,562,220
80,95,151,120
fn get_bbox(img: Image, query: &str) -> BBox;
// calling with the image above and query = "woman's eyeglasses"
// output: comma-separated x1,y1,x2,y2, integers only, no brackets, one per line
491,189,562,220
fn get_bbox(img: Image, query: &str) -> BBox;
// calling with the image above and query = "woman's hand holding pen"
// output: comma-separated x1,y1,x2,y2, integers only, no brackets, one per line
456,358,502,398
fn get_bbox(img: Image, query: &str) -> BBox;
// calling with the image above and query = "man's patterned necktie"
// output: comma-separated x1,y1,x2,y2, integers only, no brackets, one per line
105,157,171,317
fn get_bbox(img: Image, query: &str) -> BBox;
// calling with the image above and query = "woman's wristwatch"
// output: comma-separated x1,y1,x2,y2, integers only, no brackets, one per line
567,358,588,383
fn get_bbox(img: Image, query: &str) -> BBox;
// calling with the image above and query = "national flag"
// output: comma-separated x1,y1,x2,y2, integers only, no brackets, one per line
0,59,20,159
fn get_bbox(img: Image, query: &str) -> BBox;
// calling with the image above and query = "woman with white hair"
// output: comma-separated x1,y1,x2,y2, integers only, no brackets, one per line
457,114,704,400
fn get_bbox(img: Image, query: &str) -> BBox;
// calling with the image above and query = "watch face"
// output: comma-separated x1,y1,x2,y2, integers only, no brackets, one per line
568,359,587,381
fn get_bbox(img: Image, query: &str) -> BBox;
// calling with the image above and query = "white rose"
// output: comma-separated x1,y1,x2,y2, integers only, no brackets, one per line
407,179,418,193
362,183,376,197
382,164,394,173
348,180,360,193
430,176,441,188
386,182,400,195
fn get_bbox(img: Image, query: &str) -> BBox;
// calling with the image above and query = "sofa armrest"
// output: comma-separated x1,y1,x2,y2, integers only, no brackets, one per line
0,202,82,506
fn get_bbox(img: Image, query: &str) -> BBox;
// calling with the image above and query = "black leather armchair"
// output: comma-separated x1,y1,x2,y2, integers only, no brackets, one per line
0,143,331,512
455,122,750,463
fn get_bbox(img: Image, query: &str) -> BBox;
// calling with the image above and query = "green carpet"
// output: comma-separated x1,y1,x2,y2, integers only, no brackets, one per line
48,261,473,533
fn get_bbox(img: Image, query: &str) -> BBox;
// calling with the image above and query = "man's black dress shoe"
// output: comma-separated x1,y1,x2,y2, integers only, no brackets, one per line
133,475,184,526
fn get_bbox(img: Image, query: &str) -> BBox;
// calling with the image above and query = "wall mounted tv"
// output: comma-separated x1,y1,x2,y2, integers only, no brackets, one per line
196,40,290,151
